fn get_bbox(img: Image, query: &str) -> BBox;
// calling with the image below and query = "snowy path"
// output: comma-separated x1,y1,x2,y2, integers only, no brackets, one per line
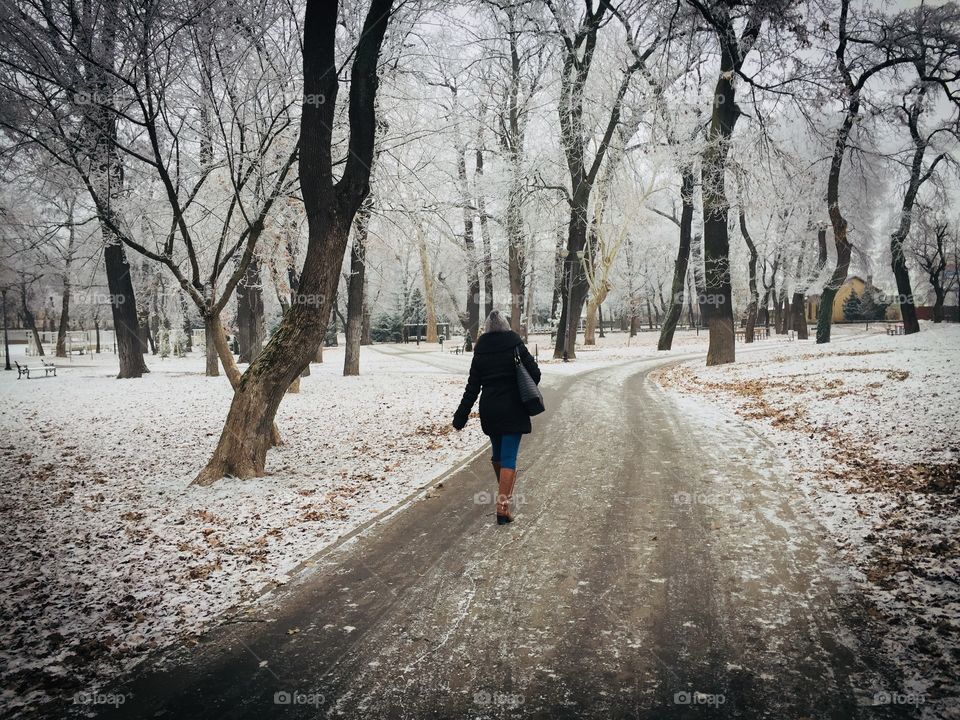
91,354,913,719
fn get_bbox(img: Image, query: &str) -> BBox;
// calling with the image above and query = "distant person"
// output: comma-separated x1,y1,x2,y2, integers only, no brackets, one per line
452,309,541,524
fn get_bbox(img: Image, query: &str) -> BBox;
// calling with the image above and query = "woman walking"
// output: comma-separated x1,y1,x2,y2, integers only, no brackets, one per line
452,310,541,524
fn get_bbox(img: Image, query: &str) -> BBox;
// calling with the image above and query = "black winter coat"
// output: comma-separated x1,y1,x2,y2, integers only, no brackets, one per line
452,330,541,435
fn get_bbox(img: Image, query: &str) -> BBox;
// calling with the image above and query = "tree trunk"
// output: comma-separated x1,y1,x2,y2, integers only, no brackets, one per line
149,304,160,354
690,232,709,324
207,310,280,445
701,67,738,365
20,283,44,356
792,291,807,339
460,147,480,340
361,306,371,345
55,286,70,357
686,271,697,328
481,215,494,320
236,256,265,364
416,226,438,343
737,203,759,343
658,167,695,351
181,291,193,351
141,312,155,354
507,202,525,337
56,207,75,357
553,204,590,360
204,314,220,376
236,276,250,361
551,230,564,320
194,0,393,485
584,295,601,345
475,145,493,323
344,200,370,376
932,288,945,322
777,295,789,334
104,241,148,377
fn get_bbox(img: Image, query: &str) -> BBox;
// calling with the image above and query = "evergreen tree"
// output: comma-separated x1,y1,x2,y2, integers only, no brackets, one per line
842,289,863,322
406,288,426,325
859,283,890,321
371,311,402,343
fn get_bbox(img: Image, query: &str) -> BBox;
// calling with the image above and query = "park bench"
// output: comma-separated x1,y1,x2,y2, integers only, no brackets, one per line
885,323,904,336
14,360,57,379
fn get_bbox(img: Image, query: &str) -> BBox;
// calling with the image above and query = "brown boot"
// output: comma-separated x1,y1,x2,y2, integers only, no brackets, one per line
496,468,517,524
491,460,501,483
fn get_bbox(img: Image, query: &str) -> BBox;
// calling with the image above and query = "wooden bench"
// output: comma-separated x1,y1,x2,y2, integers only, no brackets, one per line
885,323,904,336
14,360,56,379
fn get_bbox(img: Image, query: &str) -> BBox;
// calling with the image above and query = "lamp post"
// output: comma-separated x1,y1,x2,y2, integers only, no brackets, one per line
2,289,10,371
558,248,585,362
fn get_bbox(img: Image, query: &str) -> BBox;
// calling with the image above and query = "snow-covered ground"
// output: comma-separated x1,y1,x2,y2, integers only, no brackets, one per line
657,323,960,717
6,324,949,716
0,342,495,713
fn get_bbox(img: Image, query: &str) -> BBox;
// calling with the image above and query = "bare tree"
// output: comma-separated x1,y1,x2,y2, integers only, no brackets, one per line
887,15,960,334
195,0,395,485
0,0,300,381
685,0,784,364
816,0,958,343
911,209,958,323
546,0,658,359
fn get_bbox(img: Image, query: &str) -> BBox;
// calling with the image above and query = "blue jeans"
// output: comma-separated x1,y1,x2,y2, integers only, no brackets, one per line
489,433,522,470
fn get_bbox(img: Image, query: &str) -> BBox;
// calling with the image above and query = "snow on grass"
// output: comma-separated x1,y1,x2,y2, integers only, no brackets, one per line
0,344,485,713
657,323,960,718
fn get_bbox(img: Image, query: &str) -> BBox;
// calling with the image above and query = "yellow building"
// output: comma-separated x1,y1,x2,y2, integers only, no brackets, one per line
805,276,901,322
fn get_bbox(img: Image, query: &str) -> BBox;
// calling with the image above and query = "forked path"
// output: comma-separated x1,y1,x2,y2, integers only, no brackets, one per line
99,355,913,719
